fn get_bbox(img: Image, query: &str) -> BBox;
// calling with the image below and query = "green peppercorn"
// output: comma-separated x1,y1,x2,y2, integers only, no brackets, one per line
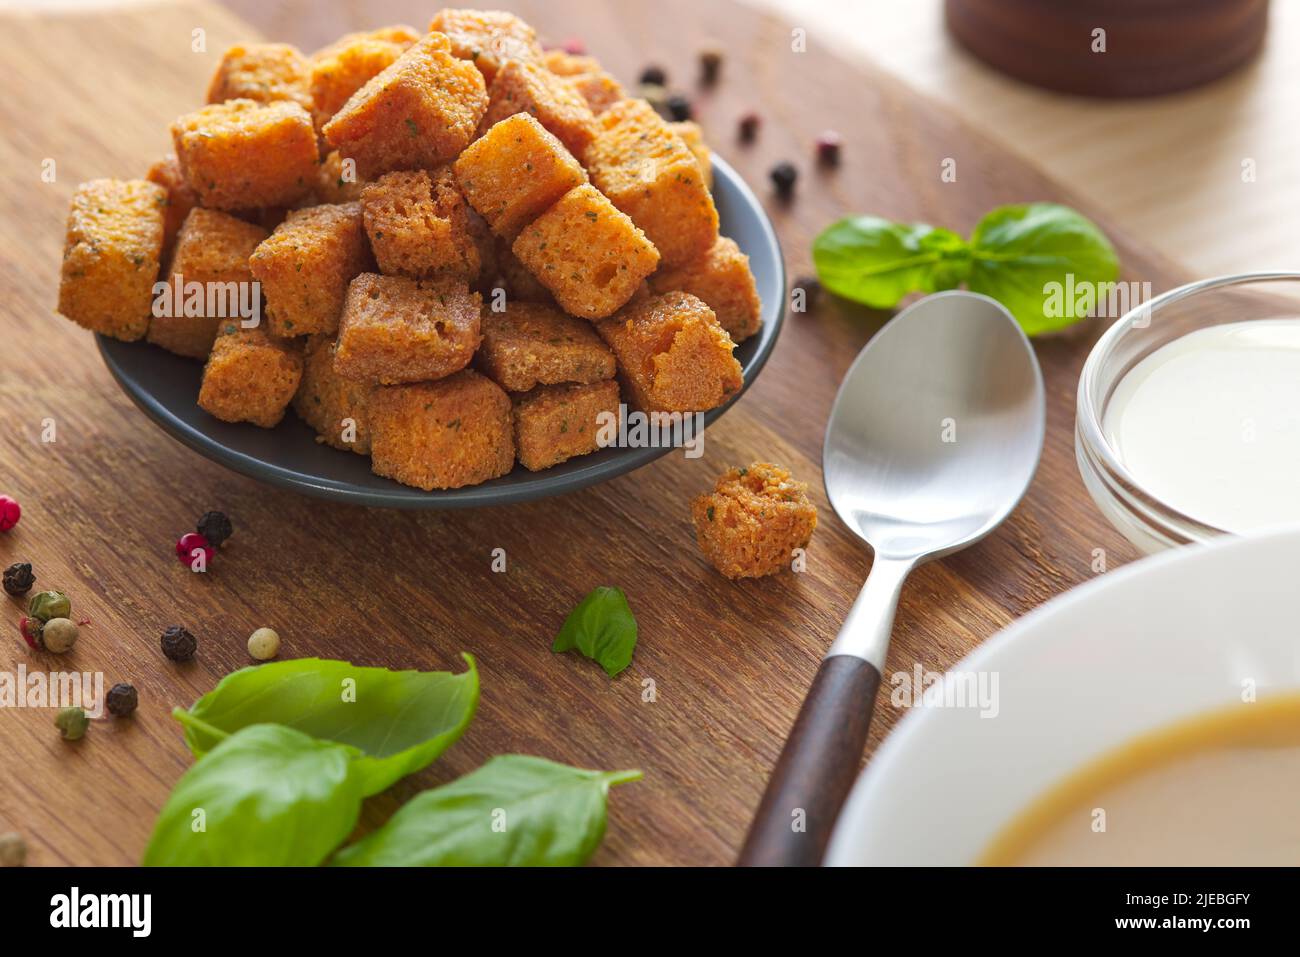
2,562,34,597
106,683,138,717
161,625,196,661
40,617,78,654
55,706,88,740
27,590,70,623
0,832,25,867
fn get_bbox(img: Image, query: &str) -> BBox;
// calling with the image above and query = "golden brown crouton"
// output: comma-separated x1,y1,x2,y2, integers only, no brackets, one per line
478,59,598,158
691,463,818,579
292,335,374,453
477,302,616,391
513,379,620,470
428,8,544,83
649,237,761,343
360,168,480,279
207,43,313,111
198,326,303,428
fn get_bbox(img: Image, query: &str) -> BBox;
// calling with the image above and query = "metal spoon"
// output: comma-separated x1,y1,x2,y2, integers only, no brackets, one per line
738,290,1045,866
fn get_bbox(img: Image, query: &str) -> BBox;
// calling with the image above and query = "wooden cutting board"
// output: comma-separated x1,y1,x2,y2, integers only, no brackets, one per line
0,0,1184,866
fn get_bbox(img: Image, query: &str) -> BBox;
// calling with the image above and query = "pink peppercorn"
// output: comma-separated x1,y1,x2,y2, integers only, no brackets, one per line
562,36,585,55
816,130,843,166
18,616,41,650
175,532,213,569
0,495,20,532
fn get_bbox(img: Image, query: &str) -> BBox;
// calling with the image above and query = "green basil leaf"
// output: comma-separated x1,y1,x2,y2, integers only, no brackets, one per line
967,202,1119,335
144,724,364,866
551,586,637,678
812,216,970,308
176,654,479,796
332,755,642,867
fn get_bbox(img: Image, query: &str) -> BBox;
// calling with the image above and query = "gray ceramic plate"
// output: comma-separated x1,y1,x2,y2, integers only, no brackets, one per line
98,155,786,508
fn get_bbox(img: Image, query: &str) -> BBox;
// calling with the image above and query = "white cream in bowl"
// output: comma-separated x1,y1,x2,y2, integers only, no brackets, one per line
1102,319,1300,533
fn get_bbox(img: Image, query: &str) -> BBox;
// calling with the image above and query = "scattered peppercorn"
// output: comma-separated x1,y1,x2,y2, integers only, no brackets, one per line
561,36,585,55
106,683,139,717
666,94,693,122
41,618,78,654
0,495,20,533
55,706,88,741
161,625,197,662
699,48,723,85
816,129,843,166
738,111,761,143
27,590,70,623
0,832,25,867
18,616,42,650
175,531,213,569
2,562,34,597
639,64,666,86
196,510,233,547
770,161,798,198
247,627,281,661
793,275,823,309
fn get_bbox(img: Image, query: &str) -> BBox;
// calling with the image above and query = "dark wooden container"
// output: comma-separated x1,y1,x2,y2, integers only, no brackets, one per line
945,0,1269,97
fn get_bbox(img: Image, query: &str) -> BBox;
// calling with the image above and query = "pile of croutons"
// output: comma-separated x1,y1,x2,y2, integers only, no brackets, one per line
56,9,763,490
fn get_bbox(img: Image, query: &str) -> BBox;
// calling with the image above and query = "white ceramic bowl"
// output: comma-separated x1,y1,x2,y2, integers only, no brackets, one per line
824,524,1300,865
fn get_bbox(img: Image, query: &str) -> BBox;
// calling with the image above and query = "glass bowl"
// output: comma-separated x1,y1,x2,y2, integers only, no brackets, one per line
1076,271,1300,553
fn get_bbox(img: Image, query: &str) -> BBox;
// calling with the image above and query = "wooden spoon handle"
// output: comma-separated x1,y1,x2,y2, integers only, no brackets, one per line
737,654,881,866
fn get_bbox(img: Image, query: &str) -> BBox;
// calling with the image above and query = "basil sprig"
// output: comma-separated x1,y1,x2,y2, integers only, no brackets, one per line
177,655,480,795
812,202,1119,335
333,756,643,867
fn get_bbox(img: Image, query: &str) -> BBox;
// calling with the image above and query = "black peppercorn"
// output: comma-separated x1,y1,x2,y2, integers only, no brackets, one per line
738,112,761,143
639,64,666,86
699,48,723,85
666,94,692,122
792,275,823,309
106,683,138,717
770,161,798,198
161,625,197,662
2,562,34,597
196,510,233,547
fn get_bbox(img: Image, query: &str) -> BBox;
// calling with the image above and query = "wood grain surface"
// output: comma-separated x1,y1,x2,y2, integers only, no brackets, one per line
0,0,1178,866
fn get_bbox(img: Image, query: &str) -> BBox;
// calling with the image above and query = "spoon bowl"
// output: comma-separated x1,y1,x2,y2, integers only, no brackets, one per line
739,290,1045,867
825,290,1045,560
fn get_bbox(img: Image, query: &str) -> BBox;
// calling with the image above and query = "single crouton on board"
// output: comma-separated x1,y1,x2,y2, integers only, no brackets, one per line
691,463,818,579
57,178,167,341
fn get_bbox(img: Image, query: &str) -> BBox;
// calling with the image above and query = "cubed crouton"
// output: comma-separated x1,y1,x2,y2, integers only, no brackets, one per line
691,463,818,578
477,301,615,391
668,120,712,191
494,237,554,304
146,154,200,252
584,98,718,266
453,113,586,240
542,50,626,115
428,8,544,83
147,208,269,358
334,273,481,384
649,236,761,342
292,335,374,453
206,43,313,111
197,325,302,428
171,99,318,210
361,168,479,279
478,59,597,158
511,183,659,320
249,202,371,337
513,379,620,470
322,33,488,179
315,150,366,204
369,369,514,489
308,26,421,129
57,178,166,341
595,292,742,412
